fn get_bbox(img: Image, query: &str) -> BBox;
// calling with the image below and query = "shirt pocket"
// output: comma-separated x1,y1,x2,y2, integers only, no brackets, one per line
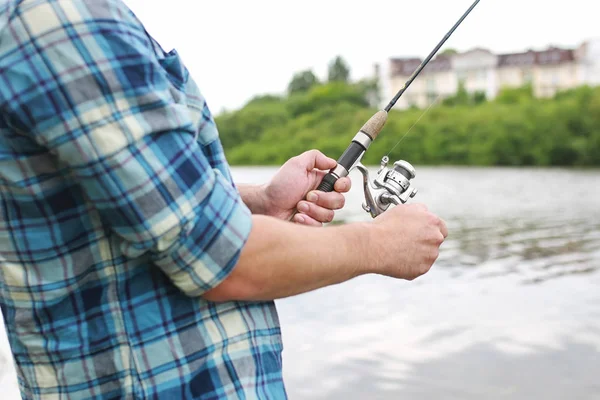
156,48,219,146
157,48,189,92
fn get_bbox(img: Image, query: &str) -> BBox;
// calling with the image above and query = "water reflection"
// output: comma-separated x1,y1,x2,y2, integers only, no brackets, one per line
437,216,600,284
300,339,600,400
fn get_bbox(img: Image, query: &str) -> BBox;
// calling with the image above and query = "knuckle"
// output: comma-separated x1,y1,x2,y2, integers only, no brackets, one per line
427,212,440,225
428,229,444,244
295,149,318,164
307,149,321,159
437,232,445,244
429,248,440,262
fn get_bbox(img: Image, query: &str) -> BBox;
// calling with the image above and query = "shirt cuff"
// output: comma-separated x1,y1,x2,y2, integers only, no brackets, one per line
153,169,253,296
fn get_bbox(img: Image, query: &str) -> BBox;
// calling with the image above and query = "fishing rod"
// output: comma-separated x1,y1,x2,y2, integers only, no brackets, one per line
314,0,481,218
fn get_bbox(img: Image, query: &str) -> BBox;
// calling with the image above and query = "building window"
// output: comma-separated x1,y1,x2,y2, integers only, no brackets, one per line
427,92,437,104
426,78,435,93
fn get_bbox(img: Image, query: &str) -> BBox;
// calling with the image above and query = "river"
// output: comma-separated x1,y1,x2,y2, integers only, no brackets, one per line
1,166,600,399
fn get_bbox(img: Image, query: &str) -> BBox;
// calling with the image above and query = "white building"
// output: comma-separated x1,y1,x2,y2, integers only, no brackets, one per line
388,56,455,109
387,38,600,109
578,38,600,85
453,48,498,100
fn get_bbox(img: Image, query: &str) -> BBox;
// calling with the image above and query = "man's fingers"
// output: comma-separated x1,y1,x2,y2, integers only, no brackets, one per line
306,191,345,210
297,149,337,172
333,177,352,193
439,218,449,238
293,213,323,227
312,173,351,192
296,201,336,223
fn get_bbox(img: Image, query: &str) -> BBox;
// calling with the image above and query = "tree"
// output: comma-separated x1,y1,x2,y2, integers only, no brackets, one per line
442,80,470,106
328,56,351,83
245,94,283,106
442,81,487,107
356,78,382,108
288,70,320,94
495,83,534,105
440,48,458,56
473,91,487,104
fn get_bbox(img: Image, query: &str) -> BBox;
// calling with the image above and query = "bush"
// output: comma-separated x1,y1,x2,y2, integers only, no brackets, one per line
215,83,600,167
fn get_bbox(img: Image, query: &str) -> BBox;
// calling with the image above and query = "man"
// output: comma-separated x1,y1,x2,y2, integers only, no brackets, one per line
0,0,447,399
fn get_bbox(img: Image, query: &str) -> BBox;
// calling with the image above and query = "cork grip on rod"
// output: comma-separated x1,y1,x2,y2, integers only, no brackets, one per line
360,110,387,140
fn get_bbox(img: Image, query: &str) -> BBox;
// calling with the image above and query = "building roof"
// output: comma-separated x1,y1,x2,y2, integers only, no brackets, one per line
498,47,575,67
462,47,494,55
390,45,578,76
536,47,576,65
389,58,421,76
390,55,451,76
425,55,452,72
497,51,536,67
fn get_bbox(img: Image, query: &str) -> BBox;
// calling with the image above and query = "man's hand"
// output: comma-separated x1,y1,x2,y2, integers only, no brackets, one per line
263,150,352,226
370,203,449,281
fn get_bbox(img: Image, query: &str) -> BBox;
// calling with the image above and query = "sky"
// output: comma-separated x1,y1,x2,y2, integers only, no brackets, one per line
123,0,599,114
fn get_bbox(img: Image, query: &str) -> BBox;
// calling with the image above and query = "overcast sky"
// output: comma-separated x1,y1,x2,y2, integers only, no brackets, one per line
123,0,599,114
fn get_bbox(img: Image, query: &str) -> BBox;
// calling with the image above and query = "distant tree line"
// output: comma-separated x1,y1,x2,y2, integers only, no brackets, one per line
215,56,600,167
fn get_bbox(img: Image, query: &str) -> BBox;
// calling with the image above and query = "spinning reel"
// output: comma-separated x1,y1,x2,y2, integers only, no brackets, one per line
354,156,418,218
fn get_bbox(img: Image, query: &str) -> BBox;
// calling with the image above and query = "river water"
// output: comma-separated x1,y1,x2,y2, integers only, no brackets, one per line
1,166,599,399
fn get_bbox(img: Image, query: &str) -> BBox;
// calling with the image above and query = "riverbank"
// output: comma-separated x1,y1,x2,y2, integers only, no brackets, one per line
216,84,600,167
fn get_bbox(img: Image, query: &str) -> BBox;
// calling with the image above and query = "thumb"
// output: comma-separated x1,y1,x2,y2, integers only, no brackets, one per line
297,149,337,172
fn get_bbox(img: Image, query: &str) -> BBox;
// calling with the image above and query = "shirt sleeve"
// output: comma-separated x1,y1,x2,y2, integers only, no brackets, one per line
0,0,252,296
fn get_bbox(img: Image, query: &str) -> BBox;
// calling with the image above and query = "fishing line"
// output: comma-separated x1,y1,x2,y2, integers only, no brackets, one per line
385,94,442,158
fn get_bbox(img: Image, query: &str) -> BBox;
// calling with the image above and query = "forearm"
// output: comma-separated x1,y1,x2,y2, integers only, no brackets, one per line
203,215,372,302
237,183,269,215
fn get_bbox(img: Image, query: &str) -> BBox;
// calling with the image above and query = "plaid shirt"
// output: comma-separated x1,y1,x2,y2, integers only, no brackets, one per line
0,0,286,399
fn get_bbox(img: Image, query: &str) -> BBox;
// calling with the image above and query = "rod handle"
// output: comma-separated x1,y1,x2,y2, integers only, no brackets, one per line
316,173,338,193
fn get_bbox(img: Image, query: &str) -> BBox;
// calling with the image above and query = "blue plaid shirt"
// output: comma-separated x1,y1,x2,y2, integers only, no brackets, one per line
0,0,286,398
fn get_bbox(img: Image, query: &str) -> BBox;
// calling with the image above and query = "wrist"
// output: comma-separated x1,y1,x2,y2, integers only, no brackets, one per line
238,183,270,215
337,222,377,277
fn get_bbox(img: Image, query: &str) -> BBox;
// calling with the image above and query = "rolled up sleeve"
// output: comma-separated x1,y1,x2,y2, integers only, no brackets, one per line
1,0,251,296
